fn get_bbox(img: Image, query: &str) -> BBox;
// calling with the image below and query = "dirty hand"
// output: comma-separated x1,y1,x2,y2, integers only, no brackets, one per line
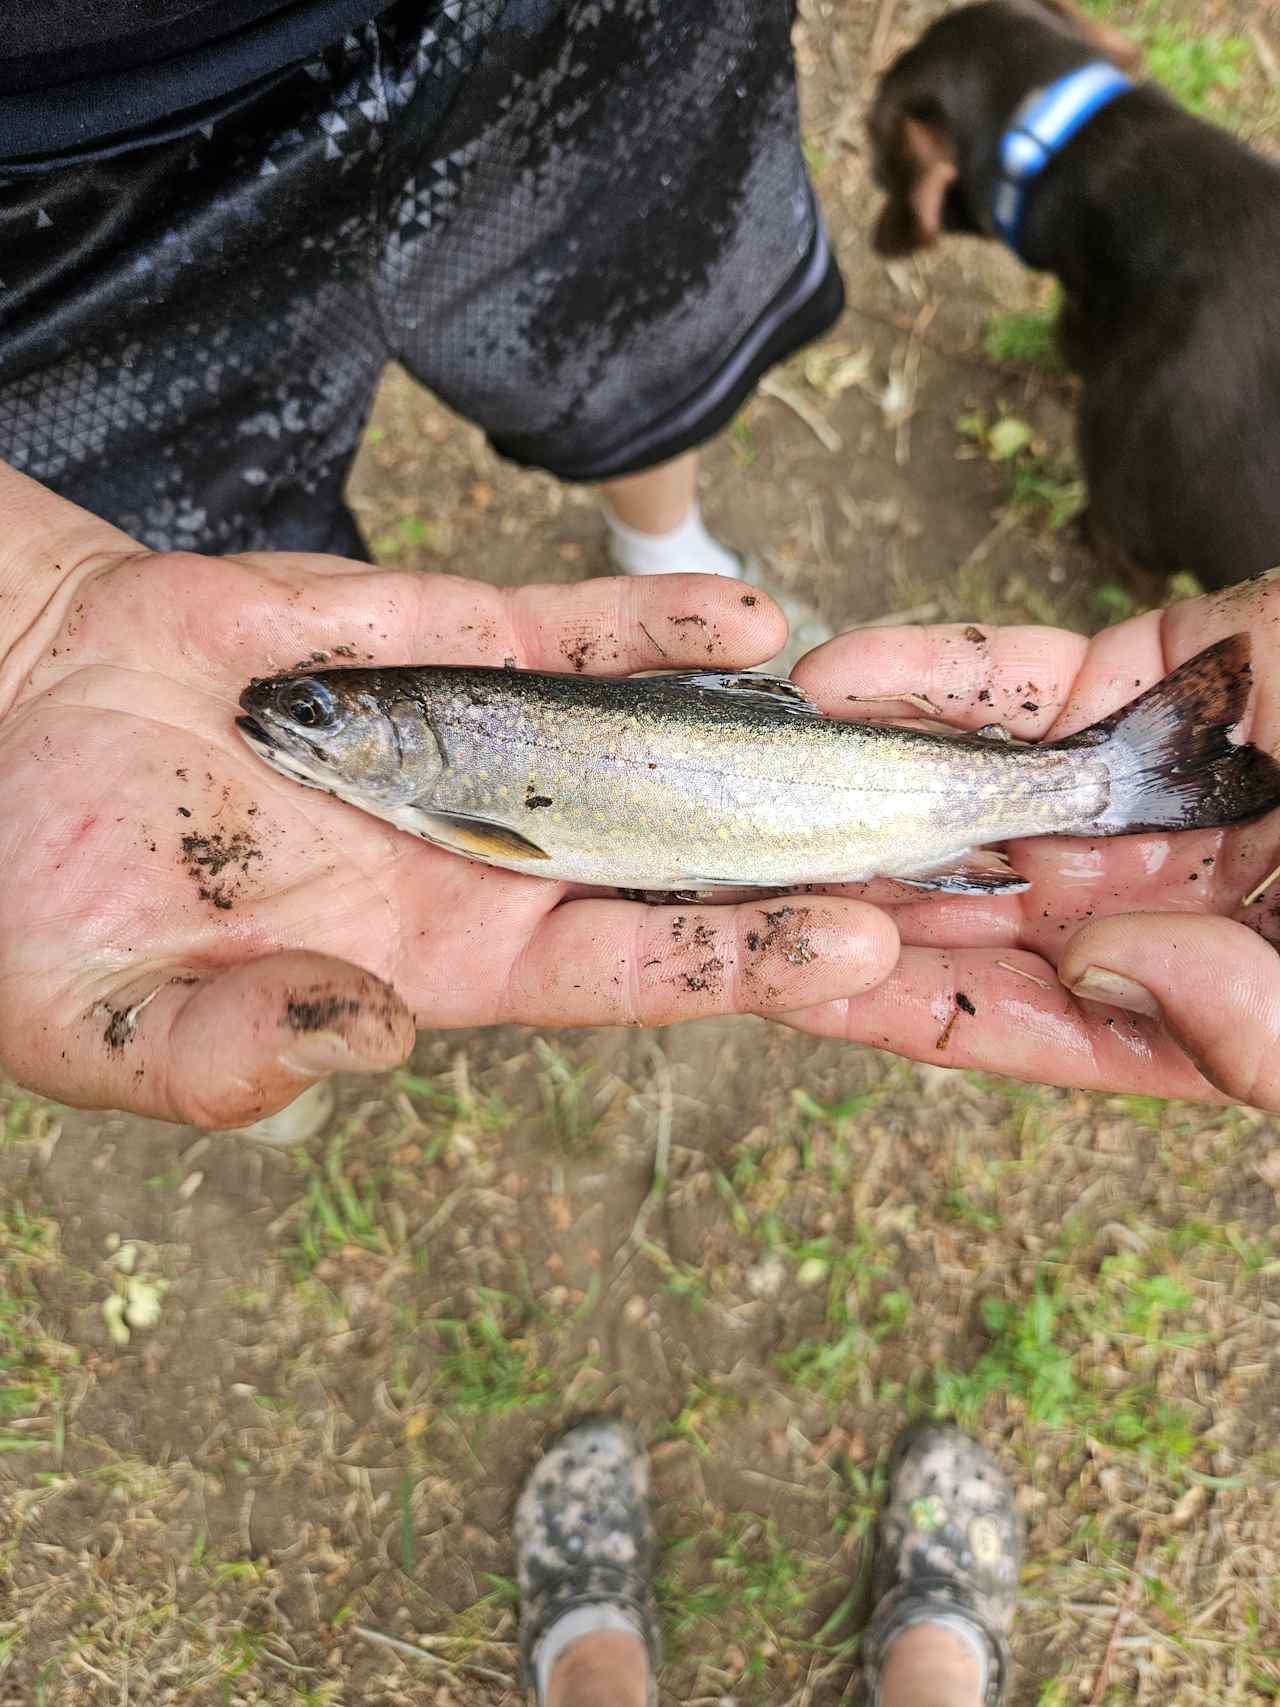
0,468,898,1128
787,575,1280,1108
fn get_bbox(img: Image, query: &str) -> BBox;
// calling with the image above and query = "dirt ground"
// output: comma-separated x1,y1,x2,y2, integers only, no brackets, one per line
4,2,1280,1704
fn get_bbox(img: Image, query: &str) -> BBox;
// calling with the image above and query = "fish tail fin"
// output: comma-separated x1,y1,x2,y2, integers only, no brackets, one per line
1068,634,1280,834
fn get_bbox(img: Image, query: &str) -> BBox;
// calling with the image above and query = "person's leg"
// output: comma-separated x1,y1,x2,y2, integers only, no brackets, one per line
879,1622,985,1707
545,1629,650,1707
600,451,746,580
862,1425,1023,1707
601,451,699,537
599,449,834,670
377,4,839,671
516,1419,660,1707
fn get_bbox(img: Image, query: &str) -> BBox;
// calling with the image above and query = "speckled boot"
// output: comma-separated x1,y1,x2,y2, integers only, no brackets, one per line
863,1424,1023,1707
515,1418,660,1705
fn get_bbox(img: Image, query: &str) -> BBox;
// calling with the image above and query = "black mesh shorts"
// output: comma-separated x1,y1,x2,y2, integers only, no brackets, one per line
0,0,843,557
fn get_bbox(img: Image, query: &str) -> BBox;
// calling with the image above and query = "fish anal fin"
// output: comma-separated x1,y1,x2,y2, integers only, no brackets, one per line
895,850,1030,895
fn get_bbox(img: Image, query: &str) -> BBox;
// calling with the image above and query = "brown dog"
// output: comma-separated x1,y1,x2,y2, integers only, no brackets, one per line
869,0,1280,589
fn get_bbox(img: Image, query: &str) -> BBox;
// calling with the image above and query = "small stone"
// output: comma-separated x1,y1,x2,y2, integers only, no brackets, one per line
746,1254,786,1299
102,1293,130,1346
1168,1484,1208,1529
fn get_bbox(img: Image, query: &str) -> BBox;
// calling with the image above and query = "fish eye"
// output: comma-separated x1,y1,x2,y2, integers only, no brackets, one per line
279,680,337,731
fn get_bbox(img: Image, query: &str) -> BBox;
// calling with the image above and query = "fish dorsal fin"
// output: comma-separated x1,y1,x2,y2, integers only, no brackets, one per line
636,670,822,716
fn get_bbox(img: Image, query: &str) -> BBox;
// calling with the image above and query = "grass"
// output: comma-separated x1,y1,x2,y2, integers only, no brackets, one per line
5,1058,1279,1703
639,1237,713,1309
370,512,440,560
1088,0,1250,117
729,410,761,466
983,293,1068,375
0,1206,73,1459
0,1083,62,1151
931,1251,1209,1474
802,135,832,179
772,1230,910,1403
286,1135,398,1279
656,1376,739,1457
532,1037,607,1149
957,409,1086,531
659,1514,821,1689
711,1131,916,1405
394,1066,513,1165
1009,457,1086,531
428,1289,561,1416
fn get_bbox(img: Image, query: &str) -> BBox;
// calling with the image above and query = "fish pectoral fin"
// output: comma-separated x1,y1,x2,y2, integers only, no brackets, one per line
636,671,823,716
895,851,1030,895
409,809,551,861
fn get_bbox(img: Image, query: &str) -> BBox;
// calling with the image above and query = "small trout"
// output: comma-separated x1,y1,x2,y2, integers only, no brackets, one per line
237,634,1280,894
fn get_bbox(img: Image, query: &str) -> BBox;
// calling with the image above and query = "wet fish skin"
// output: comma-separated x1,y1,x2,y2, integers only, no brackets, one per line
236,636,1280,894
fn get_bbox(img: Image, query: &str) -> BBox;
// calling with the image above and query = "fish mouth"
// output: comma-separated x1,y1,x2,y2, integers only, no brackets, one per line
236,712,343,799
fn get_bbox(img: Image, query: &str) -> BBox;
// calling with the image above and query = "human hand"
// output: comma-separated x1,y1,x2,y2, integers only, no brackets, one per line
785,574,1280,1108
0,472,898,1127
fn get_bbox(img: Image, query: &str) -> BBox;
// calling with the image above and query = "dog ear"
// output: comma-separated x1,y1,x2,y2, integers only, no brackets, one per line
1029,0,1145,73
870,107,959,256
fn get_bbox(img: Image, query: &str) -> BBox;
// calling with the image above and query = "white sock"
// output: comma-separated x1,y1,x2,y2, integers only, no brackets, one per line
603,498,744,579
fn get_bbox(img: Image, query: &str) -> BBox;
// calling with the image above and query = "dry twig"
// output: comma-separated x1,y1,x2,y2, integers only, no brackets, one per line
759,372,843,453
1241,861,1280,909
628,1040,674,1250
996,959,1053,990
1088,1530,1151,1707
354,1624,513,1689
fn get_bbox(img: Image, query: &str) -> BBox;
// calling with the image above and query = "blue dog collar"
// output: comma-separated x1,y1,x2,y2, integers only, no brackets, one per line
993,60,1134,253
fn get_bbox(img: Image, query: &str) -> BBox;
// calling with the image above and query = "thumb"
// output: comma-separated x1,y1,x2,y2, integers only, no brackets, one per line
1060,913,1280,1110
54,951,416,1128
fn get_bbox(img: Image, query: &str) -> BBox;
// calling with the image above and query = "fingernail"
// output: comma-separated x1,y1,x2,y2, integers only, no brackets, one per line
279,1031,383,1077
1067,965,1164,1020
